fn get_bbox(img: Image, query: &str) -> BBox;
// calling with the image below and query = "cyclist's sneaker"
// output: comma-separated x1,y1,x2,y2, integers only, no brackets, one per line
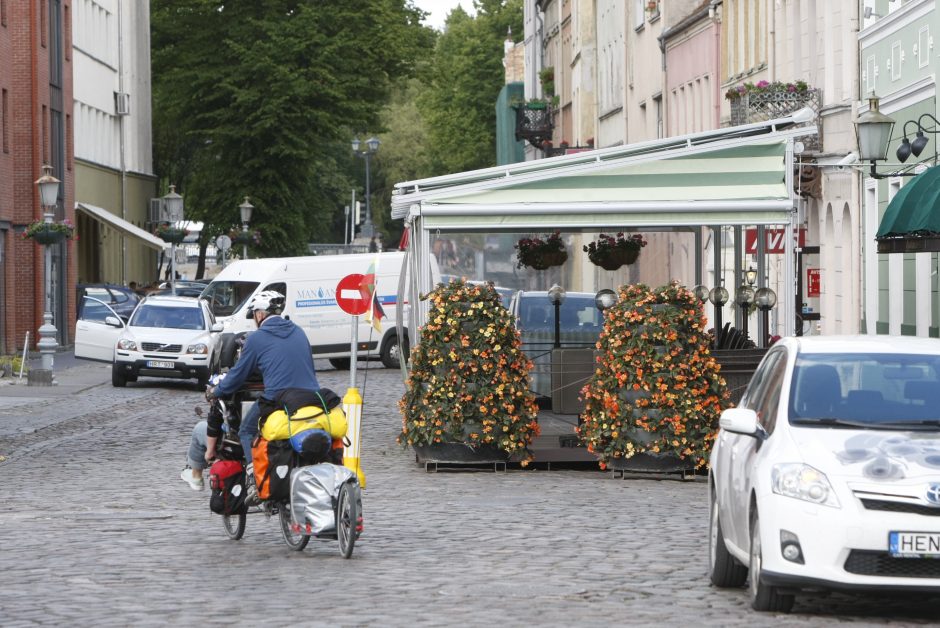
245,482,260,507
244,463,260,506
180,468,204,491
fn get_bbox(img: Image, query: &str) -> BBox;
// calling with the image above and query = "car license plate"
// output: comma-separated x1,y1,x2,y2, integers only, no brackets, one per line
146,360,175,369
889,532,940,558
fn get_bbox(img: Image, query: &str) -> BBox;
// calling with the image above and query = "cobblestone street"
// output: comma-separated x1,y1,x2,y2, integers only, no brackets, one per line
0,361,937,626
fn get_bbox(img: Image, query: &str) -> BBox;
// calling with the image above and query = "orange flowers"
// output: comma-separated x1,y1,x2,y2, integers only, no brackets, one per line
398,279,540,462
578,281,730,470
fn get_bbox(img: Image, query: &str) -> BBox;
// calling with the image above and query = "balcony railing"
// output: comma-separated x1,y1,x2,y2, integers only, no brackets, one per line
729,87,822,151
515,103,554,148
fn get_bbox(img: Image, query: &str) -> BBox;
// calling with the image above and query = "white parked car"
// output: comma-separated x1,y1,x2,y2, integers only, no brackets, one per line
75,294,223,388
709,335,940,612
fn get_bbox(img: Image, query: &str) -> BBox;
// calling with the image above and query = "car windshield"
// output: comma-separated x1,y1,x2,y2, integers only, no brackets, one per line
201,281,259,317
130,305,205,330
789,353,940,429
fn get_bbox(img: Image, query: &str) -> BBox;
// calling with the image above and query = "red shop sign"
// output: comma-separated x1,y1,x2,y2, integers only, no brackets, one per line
745,228,807,254
806,268,821,298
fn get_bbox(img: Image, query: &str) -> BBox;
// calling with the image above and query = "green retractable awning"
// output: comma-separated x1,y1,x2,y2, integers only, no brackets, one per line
876,165,940,253
391,127,810,230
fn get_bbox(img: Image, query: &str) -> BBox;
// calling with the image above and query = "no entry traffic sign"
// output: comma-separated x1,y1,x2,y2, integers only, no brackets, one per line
336,273,370,315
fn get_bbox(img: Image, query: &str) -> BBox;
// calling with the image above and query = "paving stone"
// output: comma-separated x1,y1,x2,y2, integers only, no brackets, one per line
0,360,937,624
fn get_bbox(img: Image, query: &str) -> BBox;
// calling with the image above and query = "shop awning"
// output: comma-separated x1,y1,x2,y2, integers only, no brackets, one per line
876,165,940,253
392,109,816,230
76,203,169,251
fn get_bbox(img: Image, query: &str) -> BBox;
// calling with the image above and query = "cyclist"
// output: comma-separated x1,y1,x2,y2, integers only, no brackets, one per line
206,290,320,503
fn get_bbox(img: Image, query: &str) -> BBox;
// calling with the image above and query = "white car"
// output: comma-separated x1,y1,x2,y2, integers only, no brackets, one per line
709,335,940,612
75,294,223,388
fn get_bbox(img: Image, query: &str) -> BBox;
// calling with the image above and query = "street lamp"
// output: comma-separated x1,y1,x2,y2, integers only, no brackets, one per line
594,288,617,312
755,287,778,348
351,136,380,239
239,196,254,260
547,284,566,348
895,113,940,163
692,285,710,303
708,285,729,348
35,164,60,378
735,283,756,343
163,184,184,296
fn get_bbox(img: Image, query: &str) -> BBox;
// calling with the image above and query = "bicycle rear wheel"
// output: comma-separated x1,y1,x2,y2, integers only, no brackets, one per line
222,513,246,540
278,505,309,551
337,480,361,559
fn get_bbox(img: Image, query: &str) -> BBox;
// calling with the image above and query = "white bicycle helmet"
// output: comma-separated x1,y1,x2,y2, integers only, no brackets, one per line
247,290,285,315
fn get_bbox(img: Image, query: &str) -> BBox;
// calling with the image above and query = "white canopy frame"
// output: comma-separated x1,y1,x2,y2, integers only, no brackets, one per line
392,110,817,354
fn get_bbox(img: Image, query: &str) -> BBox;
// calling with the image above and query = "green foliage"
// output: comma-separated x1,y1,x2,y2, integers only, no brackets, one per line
579,283,730,470
0,355,25,375
398,279,540,462
418,0,523,175
151,0,434,256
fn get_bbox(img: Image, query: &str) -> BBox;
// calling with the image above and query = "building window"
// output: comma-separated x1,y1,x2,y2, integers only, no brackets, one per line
1,89,7,153
41,0,47,47
66,113,72,170
42,105,48,163
64,3,70,61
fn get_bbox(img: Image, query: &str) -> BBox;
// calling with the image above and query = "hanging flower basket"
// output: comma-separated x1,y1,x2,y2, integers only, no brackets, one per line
229,229,261,246
155,224,189,244
23,220,75,245
515,231,567,270
583,232,646,270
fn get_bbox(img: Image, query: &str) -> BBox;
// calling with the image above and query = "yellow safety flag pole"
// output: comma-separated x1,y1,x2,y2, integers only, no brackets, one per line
342,313,366,487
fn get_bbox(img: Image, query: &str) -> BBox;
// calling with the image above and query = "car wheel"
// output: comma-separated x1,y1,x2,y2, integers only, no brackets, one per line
380,333,408,369
329,358,351,370
218,334,237,369
708,486,747,587
112,365,127,388
748,509,795,613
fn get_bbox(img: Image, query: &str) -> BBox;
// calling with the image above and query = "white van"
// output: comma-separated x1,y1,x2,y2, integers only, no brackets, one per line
202,252,431,370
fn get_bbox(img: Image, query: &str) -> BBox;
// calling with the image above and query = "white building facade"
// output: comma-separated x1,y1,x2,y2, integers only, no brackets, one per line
72,0,158,286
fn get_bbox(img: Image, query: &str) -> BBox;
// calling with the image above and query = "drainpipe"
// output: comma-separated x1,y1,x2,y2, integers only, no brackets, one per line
118,0,127,285
711,0,721,127
768,0,776,82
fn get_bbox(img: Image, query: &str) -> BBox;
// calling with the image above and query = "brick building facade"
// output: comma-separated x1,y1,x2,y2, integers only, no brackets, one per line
0,0,75,355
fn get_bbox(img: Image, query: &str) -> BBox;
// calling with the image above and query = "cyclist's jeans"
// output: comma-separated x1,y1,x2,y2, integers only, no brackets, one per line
239,400,261,466
187,420,209,471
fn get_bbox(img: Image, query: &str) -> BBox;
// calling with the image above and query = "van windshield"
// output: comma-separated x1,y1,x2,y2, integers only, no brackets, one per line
201,281,260,317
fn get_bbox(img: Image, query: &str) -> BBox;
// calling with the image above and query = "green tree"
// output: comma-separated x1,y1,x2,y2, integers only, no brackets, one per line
418,0,522,175
151,0,434,265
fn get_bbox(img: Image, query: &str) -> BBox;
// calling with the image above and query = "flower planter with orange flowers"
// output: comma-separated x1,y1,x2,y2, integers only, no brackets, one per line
578,282,730,472
398,279,541,465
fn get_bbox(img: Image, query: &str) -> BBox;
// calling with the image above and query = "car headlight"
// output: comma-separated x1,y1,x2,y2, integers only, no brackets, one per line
771,463,841,508
187,343,209,355
117,339,137,351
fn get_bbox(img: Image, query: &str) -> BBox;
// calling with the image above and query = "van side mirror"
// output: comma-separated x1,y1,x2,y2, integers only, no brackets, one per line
246,309,253,319
105,316,124,328
210,322,224,333
719,408,767,440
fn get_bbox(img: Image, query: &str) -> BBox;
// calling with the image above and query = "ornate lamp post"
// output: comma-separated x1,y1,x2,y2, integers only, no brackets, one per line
735,283,756,342
239,196,254,260
594,288,617,312
854,94,896,179
351,136,380,239
35,164,60,379
708,285,729,349
547,284,566,348
755,287,778,348
163,185,184,296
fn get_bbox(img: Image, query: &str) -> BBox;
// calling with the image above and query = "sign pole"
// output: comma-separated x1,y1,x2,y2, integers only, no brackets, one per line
336,273,370,489
342,315,366,487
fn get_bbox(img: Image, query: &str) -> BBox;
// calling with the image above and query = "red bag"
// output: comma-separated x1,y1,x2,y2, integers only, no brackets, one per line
208,459,247,515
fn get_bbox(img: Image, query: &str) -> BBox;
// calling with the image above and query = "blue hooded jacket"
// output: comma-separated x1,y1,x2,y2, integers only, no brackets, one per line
215,315,319,399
